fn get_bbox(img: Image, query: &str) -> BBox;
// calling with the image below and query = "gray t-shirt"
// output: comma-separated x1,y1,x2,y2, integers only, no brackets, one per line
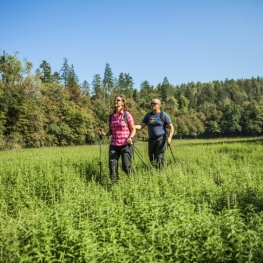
142,111,172,138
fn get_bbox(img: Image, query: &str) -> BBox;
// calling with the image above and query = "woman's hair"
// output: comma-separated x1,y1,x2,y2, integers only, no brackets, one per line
114,95,128,112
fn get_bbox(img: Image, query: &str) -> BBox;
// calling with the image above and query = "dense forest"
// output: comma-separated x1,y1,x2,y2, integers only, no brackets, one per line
0,51,263,149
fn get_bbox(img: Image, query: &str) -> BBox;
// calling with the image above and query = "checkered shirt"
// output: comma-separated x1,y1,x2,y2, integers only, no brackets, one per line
110,110,134,146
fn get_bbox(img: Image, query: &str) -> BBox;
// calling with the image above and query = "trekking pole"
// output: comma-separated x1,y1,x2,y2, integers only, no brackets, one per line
131,144,148,169
167,142,176,163
99,133,103,182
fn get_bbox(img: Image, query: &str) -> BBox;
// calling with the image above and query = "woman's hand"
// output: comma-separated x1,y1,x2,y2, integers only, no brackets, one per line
98,128,105,136
126,137,133,145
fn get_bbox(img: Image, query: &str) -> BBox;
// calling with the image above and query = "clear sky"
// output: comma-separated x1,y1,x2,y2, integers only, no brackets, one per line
1,0,263,89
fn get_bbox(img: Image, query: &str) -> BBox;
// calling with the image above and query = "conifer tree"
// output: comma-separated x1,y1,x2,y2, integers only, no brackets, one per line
103,63,114,102
92,74,103,100
60,58,70,86
81,80,90,96
39,60,52,83
67,64,79,86
159,76,170,102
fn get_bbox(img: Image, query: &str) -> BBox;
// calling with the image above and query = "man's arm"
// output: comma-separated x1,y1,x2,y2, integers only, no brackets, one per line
166,123,174,145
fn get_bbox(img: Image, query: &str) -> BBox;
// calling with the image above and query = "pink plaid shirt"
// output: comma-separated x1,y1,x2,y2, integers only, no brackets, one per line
110,110,134,146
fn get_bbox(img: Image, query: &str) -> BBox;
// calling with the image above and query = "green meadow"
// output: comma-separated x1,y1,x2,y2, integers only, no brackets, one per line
1,138,263,262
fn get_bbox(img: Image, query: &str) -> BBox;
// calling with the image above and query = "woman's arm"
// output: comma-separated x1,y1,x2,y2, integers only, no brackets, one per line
127,123,136,144
98,128,111,136
135,123,147,130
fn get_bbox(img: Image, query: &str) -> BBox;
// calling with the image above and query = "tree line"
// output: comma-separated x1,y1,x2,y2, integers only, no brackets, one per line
0,50,263,149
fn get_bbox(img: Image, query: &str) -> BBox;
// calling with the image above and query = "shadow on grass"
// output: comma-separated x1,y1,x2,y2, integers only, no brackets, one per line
212,188,263,214
71,160,111,189
180,137,263,147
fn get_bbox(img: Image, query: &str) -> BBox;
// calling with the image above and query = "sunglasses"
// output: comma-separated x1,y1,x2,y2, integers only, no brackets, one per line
114,99,122,102
151,102,159,106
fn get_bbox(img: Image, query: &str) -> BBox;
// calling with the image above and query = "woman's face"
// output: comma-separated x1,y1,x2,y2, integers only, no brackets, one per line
114,97,123,107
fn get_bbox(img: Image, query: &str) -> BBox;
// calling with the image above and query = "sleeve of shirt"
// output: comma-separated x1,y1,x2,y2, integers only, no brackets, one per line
164,112,172,125
142,114,148,124
127,112,134,125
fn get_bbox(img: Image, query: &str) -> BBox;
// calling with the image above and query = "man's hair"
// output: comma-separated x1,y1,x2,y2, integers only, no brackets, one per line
152,98,161,106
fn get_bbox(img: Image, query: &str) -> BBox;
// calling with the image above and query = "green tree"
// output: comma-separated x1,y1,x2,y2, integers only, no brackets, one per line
0,51,22,84
159,76,172,103
67,64,79,86
221,103,244,136
52,71,60,83
81,80,90,96
117,72,134,98
178,95,189,110
103,63,114,103
196,83,216,106
205,111,223,137
91,74,103,100
39,60,52,83
183,82,198,109
242,100,263,135
60,58,70,86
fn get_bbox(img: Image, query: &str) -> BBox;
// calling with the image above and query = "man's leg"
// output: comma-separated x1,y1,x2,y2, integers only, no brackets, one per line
148,138,157,167
155,135,166,169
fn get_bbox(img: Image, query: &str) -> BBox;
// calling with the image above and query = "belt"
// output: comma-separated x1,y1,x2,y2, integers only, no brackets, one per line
149,134,164,140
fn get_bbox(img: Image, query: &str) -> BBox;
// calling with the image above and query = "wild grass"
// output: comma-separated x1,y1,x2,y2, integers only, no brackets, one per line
0,138,263,262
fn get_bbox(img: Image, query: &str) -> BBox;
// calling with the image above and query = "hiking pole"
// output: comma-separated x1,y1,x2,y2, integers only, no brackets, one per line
131,144,148,169
99,133,103,183
167,143,176,163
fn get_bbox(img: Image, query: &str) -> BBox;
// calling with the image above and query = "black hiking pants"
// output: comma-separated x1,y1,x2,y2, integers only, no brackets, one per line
148,134,166,169
109,144,134,183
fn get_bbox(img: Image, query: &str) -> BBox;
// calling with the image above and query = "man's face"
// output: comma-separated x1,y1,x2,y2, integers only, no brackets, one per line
151,100,160,110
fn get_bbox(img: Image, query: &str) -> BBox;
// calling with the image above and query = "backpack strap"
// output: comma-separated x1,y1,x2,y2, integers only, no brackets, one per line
123,111,128,127
145,111,165,124
159,111,164,124
109,111,129,127
160,111,170,135
108,113,113,135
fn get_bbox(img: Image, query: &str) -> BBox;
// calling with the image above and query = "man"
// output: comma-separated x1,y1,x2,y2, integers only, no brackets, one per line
135,98,174,169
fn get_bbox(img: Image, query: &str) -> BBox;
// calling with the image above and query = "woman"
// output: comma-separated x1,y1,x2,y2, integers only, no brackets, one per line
98,96,136,184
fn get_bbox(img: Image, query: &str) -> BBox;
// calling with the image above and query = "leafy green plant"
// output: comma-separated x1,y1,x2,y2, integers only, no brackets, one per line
0,139,263,262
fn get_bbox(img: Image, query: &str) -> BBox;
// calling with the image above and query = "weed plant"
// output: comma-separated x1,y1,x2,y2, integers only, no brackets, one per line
0,138,263,262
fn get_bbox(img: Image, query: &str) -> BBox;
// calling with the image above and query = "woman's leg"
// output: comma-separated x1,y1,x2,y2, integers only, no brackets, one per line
121,145,134,175
109,145,121,183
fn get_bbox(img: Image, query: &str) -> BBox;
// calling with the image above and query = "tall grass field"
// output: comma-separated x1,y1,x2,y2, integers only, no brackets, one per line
1,138,263,262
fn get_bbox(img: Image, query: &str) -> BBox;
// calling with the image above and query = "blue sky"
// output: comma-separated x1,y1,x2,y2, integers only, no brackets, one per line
1,0,263,89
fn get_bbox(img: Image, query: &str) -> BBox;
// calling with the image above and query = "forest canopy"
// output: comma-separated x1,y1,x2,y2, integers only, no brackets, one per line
0,51,263,149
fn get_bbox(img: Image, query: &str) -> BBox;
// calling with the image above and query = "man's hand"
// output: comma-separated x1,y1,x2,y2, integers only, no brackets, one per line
166,137,172,145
